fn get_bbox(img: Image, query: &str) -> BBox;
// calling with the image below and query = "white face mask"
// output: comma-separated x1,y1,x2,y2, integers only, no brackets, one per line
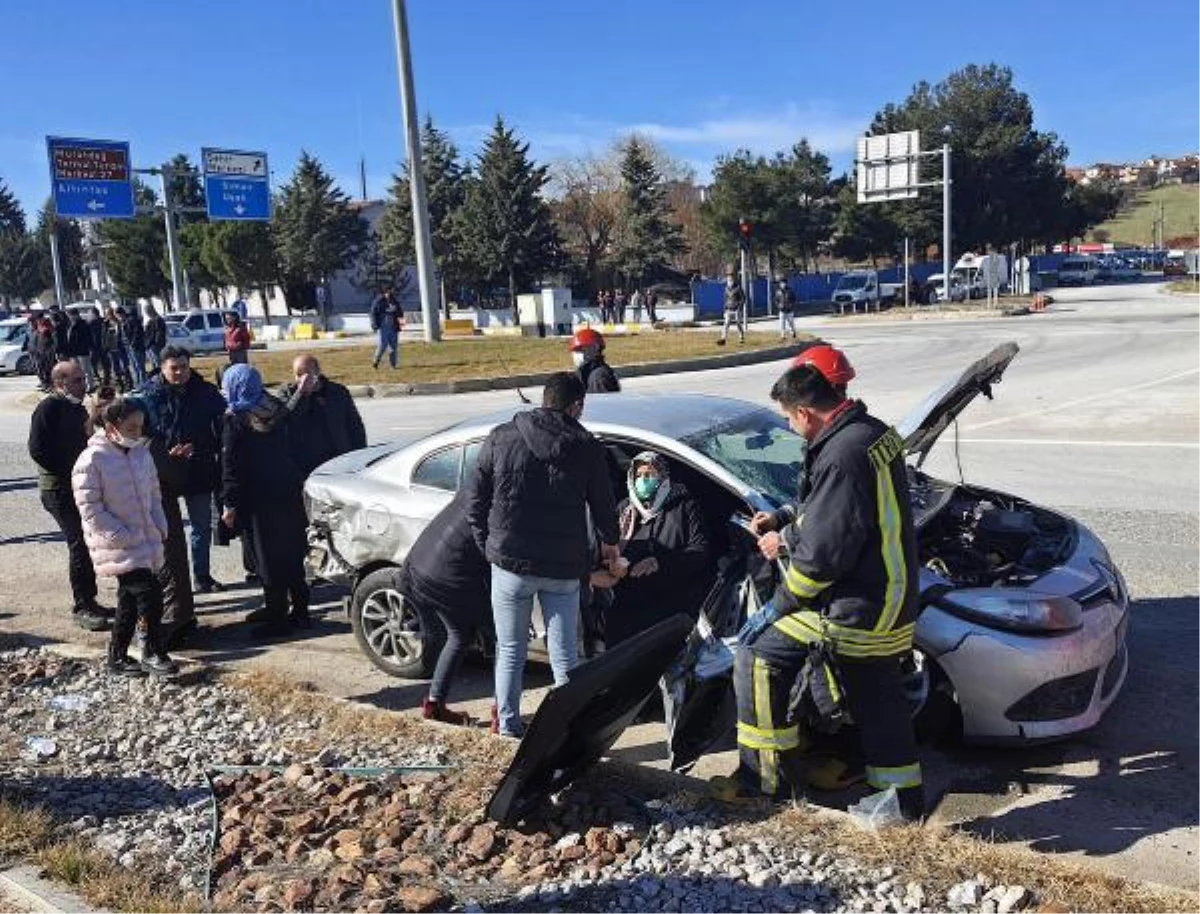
108,431,147,450
571,351,586,368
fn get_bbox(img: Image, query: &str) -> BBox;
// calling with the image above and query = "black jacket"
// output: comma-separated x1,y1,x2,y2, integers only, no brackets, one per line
28,394,89,490
771,401,919,659
724,285,746,312
145,315,167,354
279,377,368,477
579,358,620,394
775,285,796,313
467,408,619,580
65,320,90,358
606,483,709,644
121,313,145,352
220,400,305,514
395,490,490,625
138,371,227,495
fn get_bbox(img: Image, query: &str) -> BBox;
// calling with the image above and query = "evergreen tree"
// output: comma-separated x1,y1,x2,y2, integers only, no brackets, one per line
0,179,25,234
377,117,469,308
34,200,85,293
701,150,774,268
271,151,368,317
454,117,560,311
96,181,169,302
772,141,838,271
612,138,685,286
198,221,280,315
0,233,43,306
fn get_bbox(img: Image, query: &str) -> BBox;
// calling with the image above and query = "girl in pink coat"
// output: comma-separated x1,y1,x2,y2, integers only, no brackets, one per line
73,398,178,677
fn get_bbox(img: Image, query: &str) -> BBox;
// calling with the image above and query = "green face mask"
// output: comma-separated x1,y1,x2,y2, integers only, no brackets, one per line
634,476,661,502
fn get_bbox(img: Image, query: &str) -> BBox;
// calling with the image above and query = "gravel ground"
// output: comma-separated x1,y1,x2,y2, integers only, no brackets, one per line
0,646,1047,914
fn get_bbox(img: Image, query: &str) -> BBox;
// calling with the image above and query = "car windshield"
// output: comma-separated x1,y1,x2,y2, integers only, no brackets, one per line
837,275,869,290
0,323,24,343
682,409,801,508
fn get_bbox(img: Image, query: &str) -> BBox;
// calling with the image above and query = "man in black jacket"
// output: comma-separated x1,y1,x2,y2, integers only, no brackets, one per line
466,372,620,737
120,305,147,386
143,305,167,371
28,361,110,631
280,354,367,477
569,328,620,393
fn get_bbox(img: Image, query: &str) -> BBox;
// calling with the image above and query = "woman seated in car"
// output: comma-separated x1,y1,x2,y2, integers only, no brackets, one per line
604,451,710,646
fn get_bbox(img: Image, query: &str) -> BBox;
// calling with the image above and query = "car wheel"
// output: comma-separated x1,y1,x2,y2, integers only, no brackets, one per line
349,567,445,679
901,649,962,745
16,353,33,375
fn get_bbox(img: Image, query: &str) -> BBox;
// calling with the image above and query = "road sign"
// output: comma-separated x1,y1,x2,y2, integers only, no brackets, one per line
856,130,921,203
202,147,270,220
46,136,136,219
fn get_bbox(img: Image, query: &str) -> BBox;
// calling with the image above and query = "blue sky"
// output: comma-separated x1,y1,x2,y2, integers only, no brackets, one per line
2,0,1197,219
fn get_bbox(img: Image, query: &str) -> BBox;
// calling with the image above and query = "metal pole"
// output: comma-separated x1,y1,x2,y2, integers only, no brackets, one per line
48,226,66,308
942,143,952,305
391,0,441,342
159,167,185,311
904,237,910,307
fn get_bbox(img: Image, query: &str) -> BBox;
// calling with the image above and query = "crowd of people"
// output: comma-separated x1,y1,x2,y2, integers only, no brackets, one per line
28,338,367,677
595,287,659,325
25,304,166,394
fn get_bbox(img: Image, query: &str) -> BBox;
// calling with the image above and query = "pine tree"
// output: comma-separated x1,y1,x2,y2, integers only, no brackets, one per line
454,118,559,311
96,181,169,302
271,151,368,316
0,179,25,235
0,233,43,306
377,118,469,307
612,138,685,286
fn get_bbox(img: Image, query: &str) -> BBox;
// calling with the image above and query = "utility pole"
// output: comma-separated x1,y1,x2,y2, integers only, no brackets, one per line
158,167,186,311
48,225,66,308
942,143,952,305
391,0,440,342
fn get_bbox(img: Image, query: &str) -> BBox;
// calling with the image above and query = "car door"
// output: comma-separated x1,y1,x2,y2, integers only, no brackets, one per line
204,312,226,350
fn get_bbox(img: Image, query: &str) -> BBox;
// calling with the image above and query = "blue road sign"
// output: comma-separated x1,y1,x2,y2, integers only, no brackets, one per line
46,136,136,219
202,147,271,221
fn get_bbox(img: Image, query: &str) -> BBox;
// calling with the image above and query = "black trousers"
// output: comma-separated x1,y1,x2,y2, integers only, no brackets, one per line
39,487,98,611
262,581,310,623
158,492,195,629
111,568,165,663
428,608,476,703
734,623,923,816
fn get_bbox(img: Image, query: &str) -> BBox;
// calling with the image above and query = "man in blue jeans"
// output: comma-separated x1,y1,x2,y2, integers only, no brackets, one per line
467,372,620,737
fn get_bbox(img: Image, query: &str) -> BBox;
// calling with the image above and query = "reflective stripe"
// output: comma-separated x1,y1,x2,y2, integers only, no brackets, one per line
873,454,907,634
736,721,801,751
774,611,915,658
867,763,923,790
784,562,830,600
753,657,777,795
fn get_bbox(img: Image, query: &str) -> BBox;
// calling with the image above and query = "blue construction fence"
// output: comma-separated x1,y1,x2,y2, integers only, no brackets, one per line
693,255,1069,319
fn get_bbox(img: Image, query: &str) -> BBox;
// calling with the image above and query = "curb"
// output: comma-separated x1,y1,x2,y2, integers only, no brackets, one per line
0,865,98,913
347,340,813,400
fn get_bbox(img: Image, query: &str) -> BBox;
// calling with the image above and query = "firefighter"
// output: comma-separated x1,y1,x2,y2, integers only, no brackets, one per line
569,327,620,393
714,364,924,820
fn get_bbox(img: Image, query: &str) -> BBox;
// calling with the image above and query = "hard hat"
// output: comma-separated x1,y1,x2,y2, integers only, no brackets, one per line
793,343,856,386
569,327,605,352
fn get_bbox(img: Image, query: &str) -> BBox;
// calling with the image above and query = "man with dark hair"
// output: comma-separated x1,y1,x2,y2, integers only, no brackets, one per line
466,371,620,737
280,354,367,477
28,361,111,631
715,364,924,820
717,272,746,346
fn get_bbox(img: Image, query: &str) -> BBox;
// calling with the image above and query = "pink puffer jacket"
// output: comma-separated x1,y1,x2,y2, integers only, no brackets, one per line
72,432,168,577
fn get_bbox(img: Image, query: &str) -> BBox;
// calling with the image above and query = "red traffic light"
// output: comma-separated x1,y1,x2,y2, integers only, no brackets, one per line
738,219,753,239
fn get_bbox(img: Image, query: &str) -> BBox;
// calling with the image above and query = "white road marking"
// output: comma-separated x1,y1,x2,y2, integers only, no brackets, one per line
954,438,1199,449
965,368,1200,431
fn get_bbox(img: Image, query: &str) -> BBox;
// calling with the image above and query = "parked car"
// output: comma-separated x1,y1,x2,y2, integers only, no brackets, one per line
163,308,234,354
1057,256,1098,286
1163,253,1188,277
305,344,1130,745
831,270,901,313
0,318,33,375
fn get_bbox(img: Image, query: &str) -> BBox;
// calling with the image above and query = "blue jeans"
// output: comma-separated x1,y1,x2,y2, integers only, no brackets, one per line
373,327,399,368
126,345,146,385
183,491,213,581
490,565,580,736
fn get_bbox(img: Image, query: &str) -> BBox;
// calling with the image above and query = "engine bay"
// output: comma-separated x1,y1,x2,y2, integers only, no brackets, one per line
910,471,1075,587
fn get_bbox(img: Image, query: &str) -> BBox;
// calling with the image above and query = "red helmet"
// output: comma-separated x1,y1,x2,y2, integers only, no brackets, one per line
569,327,605,352
793,343,856,386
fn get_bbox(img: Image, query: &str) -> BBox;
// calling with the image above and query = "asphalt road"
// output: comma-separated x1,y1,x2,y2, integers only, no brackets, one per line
0,281,1195,889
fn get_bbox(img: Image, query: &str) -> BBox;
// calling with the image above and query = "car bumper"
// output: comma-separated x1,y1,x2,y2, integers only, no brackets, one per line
928,590,1128,743
305,523,355,586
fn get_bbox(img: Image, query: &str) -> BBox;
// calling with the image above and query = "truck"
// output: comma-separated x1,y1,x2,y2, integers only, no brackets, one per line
926,252,1010,303
830,270,901,314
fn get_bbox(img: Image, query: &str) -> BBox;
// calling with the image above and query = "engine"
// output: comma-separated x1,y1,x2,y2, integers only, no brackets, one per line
914,480,1074,588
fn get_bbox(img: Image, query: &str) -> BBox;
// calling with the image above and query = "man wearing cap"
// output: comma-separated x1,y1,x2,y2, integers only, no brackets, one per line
569,327,620,393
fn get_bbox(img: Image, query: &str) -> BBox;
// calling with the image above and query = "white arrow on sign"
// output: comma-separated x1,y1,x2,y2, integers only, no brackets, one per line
204,150,268,177
233,203,246,215
86,199,106,211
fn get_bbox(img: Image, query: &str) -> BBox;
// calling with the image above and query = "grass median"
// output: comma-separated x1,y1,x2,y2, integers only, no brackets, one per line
191,330,809,388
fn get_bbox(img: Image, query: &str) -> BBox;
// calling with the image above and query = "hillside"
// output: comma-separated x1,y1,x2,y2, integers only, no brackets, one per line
1093,183,1199,246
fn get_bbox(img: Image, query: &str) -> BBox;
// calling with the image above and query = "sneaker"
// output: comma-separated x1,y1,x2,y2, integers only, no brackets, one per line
716,338,726,347
141,654,179,677
289,610,313,630
422,698,471,726
194,575,225,594
107,657,146,678
82,600,115,619
73,608,111,632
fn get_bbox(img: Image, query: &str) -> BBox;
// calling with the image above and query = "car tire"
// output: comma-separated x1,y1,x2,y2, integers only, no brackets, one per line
349,567,446,679
902,650,962,745
16,353,33,375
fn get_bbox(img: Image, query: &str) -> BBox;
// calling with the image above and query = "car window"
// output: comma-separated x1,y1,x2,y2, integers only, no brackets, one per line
184,315,204,331
207,313,224,329
462,440,483,485
682,411,801,508
412,445,463,491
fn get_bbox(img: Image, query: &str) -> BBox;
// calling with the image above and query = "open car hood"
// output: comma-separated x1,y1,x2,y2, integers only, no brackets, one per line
897,342,1019,467
487,614,693,826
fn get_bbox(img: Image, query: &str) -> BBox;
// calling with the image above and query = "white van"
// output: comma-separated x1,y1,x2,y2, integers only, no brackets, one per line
1057,256,1097,287
163,309,231,355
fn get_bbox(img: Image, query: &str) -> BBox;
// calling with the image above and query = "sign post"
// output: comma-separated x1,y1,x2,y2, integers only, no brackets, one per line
46,137,136,219
202,148,271,221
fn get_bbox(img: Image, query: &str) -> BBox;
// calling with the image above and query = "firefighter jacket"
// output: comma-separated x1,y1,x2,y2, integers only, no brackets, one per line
770,400,918,659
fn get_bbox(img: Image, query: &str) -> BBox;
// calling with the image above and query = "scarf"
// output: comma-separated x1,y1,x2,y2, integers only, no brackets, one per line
620,450,672,540
222,363,264,415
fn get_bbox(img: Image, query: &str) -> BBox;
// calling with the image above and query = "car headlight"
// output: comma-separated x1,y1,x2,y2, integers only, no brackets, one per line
305,495,341,526
941,588,1083,634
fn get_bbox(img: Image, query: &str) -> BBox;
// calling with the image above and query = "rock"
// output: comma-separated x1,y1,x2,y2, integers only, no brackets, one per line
998,885,1030,913
948,880,984,909
465,824,497,861
282,878,317,908
397,855,437,877
748,870,777,889
218,828,247,856
560,846,587,861
397,885,451,913
282,763,307,785
335,841,366,861
334,828,364,847
555,831,582,850
663,836,689,857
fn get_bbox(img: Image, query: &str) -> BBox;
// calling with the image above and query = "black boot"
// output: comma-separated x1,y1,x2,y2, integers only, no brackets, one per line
251,586,291,640
289,581,312,629
107,597,143,676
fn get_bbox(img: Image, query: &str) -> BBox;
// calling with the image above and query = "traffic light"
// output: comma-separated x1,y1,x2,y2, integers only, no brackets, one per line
738,219,753,249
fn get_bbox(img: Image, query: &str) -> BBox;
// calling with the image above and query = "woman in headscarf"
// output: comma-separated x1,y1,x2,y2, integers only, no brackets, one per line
604,451,710,647
219,364,309,639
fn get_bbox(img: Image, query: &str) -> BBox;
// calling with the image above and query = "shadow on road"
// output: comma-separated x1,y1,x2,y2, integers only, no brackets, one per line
0,476,37,495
